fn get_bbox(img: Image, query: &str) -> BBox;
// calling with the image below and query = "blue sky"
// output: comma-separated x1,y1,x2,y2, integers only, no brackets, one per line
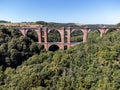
0,0,120,24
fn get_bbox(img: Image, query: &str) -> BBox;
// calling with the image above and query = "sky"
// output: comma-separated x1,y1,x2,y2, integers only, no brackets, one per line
0,0,120,24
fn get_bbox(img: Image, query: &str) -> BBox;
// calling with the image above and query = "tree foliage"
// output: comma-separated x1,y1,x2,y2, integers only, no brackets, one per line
0,26,120,90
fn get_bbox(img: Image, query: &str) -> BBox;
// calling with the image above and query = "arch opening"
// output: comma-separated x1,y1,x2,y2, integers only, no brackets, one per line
107,29,115,33
88,30,99,43
26,29,38,42
48,29,61,42
71,30,83,42
49,45,59,51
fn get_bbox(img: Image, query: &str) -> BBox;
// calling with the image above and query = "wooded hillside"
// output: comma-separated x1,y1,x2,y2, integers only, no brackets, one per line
0,26,119,90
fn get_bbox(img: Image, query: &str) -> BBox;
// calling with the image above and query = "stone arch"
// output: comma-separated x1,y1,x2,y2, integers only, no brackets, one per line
48,44,59,51
70,29,83,42
47,29,61,42
48,28,61,34
88,28,100,34
19,28,28,36
88,29,99,36
87,29,99,42
98,28,109,37
26,29,38,42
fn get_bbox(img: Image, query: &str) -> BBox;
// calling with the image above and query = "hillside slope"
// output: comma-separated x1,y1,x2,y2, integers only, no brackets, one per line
0,30,120,90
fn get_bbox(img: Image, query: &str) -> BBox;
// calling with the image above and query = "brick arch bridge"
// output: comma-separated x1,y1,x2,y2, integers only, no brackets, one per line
19,27,120,51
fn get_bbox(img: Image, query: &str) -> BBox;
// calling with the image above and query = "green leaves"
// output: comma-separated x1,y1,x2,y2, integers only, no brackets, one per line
0,26,120,90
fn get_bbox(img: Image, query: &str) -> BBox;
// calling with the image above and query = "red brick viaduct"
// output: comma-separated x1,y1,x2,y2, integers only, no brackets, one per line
19,26,119,51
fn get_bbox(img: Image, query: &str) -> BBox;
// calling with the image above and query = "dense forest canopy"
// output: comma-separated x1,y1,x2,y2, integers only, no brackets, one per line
0,24,119,90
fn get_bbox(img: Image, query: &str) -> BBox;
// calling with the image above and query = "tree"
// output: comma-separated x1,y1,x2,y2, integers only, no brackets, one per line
116,22,120,26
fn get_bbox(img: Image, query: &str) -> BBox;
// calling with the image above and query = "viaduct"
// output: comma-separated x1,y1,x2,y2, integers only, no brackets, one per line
18,26,120,51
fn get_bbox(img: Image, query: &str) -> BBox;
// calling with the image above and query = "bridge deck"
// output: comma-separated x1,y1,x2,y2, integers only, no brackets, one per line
14,26,120,30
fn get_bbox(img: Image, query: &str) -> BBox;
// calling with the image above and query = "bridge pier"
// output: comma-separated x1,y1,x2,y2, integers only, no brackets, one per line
43,27,48,43
44,43,49,51
20,28,28,36
60,27,65,43
59,44,64,50
59,27,65,50
35,28,42,43
98,27,108,37
66,27,71,48
81,28,90,42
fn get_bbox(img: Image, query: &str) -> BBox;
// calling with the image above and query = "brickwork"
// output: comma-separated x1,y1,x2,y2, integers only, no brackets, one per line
98,26,109,37
19,27,112,51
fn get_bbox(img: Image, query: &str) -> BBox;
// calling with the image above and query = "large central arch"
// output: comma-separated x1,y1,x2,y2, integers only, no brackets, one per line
48,44,59,51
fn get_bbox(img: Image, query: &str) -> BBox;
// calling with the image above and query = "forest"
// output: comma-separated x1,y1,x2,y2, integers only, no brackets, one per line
0,24,120,90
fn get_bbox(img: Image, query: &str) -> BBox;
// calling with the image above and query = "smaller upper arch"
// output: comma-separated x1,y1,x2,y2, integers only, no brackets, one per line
48,28,61,33
47,29,61,42
71,29,83,34
47,27,65,34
